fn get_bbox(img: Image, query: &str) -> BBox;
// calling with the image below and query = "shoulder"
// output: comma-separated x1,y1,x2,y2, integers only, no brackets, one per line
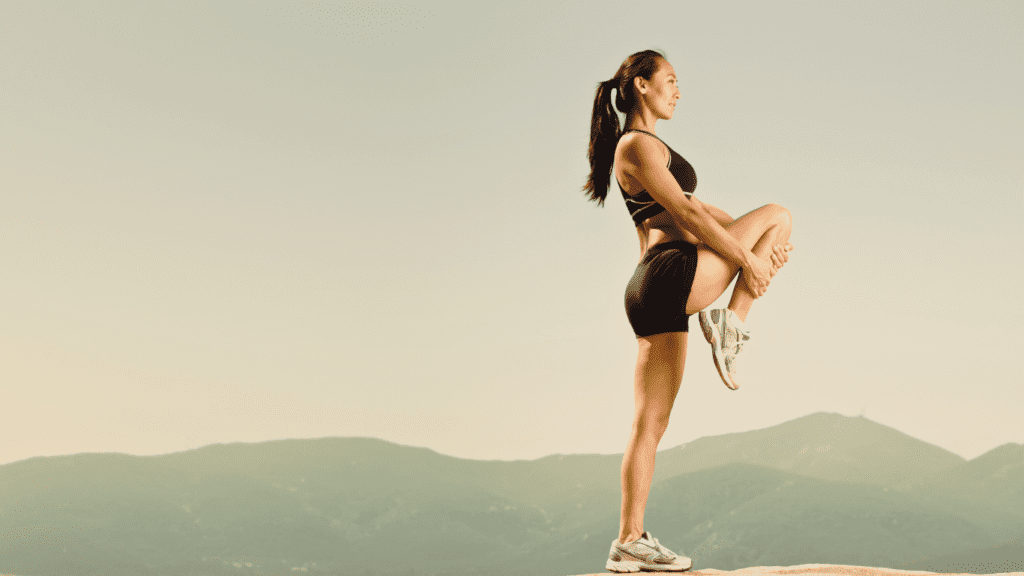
618,132,669,169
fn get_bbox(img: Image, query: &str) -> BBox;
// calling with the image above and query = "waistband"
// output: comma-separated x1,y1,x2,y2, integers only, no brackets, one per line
647,240,697,253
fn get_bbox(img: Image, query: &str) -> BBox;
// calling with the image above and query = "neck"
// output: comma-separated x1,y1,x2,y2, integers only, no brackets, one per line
625,111,658,133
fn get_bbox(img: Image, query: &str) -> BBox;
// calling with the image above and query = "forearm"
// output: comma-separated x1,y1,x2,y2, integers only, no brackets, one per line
693,197,734,227
704,203,734,227
678,202,750,269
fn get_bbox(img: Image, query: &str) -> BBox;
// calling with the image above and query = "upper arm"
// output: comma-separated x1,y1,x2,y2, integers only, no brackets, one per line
621,136,700,225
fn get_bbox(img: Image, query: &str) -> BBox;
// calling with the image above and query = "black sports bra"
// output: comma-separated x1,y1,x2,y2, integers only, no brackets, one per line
615,129,697,226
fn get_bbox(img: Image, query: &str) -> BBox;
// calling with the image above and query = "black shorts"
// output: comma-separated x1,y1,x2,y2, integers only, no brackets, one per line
624,240,699,338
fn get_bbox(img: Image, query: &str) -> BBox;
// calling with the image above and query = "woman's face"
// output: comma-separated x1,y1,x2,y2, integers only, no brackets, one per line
639,60,680,120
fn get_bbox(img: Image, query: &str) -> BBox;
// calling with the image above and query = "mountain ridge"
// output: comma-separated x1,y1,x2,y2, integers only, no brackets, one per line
3,412,1022,576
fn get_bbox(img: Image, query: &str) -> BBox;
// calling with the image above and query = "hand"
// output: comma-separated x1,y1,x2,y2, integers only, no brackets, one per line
742,253,775,298
769,242,794,270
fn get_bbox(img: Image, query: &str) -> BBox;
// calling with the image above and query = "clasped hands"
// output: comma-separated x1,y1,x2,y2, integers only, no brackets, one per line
744,242,793,298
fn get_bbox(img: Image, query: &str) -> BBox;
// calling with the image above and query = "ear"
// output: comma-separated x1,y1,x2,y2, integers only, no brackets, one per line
633,75,646,95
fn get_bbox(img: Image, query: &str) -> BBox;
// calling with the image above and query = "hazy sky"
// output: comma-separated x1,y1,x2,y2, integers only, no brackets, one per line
3,1,1022,468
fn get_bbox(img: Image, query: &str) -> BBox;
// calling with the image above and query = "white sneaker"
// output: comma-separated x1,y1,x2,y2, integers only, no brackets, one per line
698,308,750,390
606,531,692,572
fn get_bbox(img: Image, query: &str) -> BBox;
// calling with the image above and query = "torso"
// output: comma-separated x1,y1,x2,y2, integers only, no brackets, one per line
613,131,701,261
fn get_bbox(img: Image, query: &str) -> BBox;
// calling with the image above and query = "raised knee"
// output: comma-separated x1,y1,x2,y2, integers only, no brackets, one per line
770,204,792,229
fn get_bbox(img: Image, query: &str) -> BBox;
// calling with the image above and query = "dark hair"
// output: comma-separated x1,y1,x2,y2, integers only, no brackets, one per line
582,49,667,206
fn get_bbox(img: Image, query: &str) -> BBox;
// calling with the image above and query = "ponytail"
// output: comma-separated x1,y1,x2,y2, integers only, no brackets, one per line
581,50,666,207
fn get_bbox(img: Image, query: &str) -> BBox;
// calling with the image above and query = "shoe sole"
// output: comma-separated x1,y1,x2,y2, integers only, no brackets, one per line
698,310,738,391
606,557,692,572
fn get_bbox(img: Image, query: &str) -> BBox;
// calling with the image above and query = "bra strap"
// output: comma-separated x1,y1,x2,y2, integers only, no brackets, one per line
621,128,666,146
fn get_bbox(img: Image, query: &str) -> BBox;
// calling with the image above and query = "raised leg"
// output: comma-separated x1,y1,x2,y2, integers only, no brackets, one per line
727,207,792,320
619,331,687,544
685,204,792,319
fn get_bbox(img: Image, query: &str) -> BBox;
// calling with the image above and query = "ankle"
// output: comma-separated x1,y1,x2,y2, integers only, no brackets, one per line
727,307,748,325
618,532,642,544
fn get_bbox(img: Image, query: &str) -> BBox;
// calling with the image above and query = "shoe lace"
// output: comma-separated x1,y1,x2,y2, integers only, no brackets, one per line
650,536,675,558
730,328,750,355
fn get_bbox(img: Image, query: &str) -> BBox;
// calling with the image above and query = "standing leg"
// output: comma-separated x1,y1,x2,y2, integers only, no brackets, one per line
619,332,687,544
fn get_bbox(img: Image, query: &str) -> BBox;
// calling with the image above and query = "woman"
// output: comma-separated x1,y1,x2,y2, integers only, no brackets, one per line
582,49,794,572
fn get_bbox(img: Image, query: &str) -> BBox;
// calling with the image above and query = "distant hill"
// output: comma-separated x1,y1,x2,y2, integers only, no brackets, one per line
1,412,1021,576
514,462,1024,576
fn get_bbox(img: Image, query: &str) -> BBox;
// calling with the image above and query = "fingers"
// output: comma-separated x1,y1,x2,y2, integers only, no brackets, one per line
770,243,793,270
759,242,793,297
745,251,779,298
757,258,774,296
745,274,766,298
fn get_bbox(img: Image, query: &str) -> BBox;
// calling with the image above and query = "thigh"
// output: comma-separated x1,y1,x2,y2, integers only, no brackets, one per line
634,332,688,424
719,203,789,250
685,246,738,314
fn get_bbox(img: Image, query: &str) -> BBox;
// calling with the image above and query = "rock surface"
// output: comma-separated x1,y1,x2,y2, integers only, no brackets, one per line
569,564,1024,576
